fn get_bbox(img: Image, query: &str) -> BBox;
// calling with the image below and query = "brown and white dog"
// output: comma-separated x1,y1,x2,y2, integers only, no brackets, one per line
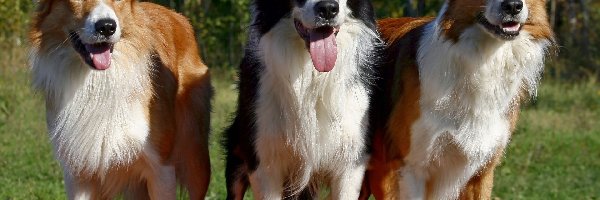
29,0,212,199
361,0,554,199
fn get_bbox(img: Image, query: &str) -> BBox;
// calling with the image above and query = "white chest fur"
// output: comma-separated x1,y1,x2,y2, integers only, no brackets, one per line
31,46,152,176
401,22,549,199
252,18,377,186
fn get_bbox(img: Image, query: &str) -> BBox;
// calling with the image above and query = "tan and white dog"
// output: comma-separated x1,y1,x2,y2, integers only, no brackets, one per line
361,0,554,199
29,0,212,199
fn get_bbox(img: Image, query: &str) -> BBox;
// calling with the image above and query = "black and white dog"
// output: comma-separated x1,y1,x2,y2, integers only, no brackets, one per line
224,0,380,199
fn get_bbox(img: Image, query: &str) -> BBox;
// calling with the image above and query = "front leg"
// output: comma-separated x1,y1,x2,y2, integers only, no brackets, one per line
146,163,177,200
398,165,427,200
63,170,100,200
225,152,250,200
422,149,485,200
330,162,368,200
249,165,285,200
459,150,504,200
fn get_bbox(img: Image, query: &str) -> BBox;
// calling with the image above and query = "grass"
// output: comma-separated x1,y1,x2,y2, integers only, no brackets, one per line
1,46,599,199
493,80,600,199
0,46,65,199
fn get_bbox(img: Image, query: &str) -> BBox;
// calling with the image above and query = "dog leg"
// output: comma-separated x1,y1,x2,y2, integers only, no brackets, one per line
64,172,100,200
146,164,177,200
330,163,367,200
174,74,212,199
362,163,402,200
225,153,250,200
173,140,211,200
425,156,481,200
397,166,427,200
249,165,284,200
459,150,503,200
361,130,405,200
123,181,150,200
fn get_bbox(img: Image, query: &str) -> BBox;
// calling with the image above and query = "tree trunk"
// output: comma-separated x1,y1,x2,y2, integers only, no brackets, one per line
578,0,590,57
417,0,426,16
550,0,556,29
404,0,416,17
567,0,577,47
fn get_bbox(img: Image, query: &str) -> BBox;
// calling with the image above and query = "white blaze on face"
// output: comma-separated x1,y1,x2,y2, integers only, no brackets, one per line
292,0,350,28
291,0,353,72
79,1,122,70
484,0,529,25
83,1,121,44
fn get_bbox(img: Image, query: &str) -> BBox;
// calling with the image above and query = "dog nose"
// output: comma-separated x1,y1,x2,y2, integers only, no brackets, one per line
314,1,339,20
95,19,117,37
501,0,523,15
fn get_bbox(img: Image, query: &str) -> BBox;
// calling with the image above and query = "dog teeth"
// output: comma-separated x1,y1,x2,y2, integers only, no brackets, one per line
502,24,520,32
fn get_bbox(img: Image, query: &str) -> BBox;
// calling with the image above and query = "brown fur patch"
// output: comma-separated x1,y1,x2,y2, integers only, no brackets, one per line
459,148,503,200
30,0,211,198
362,18,430,200
440,0,553,42
364,0,552,198
523,0,554,41
441,0,486,42
378,17,434,44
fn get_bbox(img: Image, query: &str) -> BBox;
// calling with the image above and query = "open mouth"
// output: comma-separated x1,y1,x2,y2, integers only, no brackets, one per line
69,32,114,70
294,19,340,72
477,13,522,40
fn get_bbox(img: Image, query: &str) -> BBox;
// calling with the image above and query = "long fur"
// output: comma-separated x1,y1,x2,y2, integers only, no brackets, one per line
402,13,550,200
254,17,379,192
224,0,382,199
362,0,554,199
29,1,212,199
31,39,153,176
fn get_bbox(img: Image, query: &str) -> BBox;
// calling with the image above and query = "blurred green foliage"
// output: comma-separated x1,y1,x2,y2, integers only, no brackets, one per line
0,0,33,46
1,0,598,79
150,0,251,68
150,0,600,80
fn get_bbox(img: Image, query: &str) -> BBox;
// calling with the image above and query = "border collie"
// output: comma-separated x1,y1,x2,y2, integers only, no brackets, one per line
224,0,381,199
29,0,212,198
362,0,554,199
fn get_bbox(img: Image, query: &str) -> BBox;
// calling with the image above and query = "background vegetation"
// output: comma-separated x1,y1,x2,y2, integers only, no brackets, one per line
0,0,599,199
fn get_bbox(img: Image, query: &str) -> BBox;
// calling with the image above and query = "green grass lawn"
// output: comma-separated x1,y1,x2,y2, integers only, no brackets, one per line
1,47,599,199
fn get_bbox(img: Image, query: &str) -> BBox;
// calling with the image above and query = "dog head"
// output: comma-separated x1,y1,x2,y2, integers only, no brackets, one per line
478,0,529,40
32,0,135,70
293,0,349,72
293,0,377,72
439,0,552,41
292,0,350,30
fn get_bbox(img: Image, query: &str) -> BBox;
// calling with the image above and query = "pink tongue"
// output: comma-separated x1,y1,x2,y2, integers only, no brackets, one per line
85,44,112,70
309,28,337,72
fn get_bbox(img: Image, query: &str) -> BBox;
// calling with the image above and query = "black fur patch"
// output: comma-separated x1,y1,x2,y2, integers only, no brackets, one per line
295,0,308,6
252,0,377,34
223,0,379,199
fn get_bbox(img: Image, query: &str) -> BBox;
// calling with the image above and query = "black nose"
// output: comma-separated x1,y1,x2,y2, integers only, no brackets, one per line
501,0,523,15
95,19,117,37
314,1,339,20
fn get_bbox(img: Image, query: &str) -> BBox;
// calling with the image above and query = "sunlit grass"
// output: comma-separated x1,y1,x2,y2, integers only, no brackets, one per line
494,79,600,199
1,47,598,199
